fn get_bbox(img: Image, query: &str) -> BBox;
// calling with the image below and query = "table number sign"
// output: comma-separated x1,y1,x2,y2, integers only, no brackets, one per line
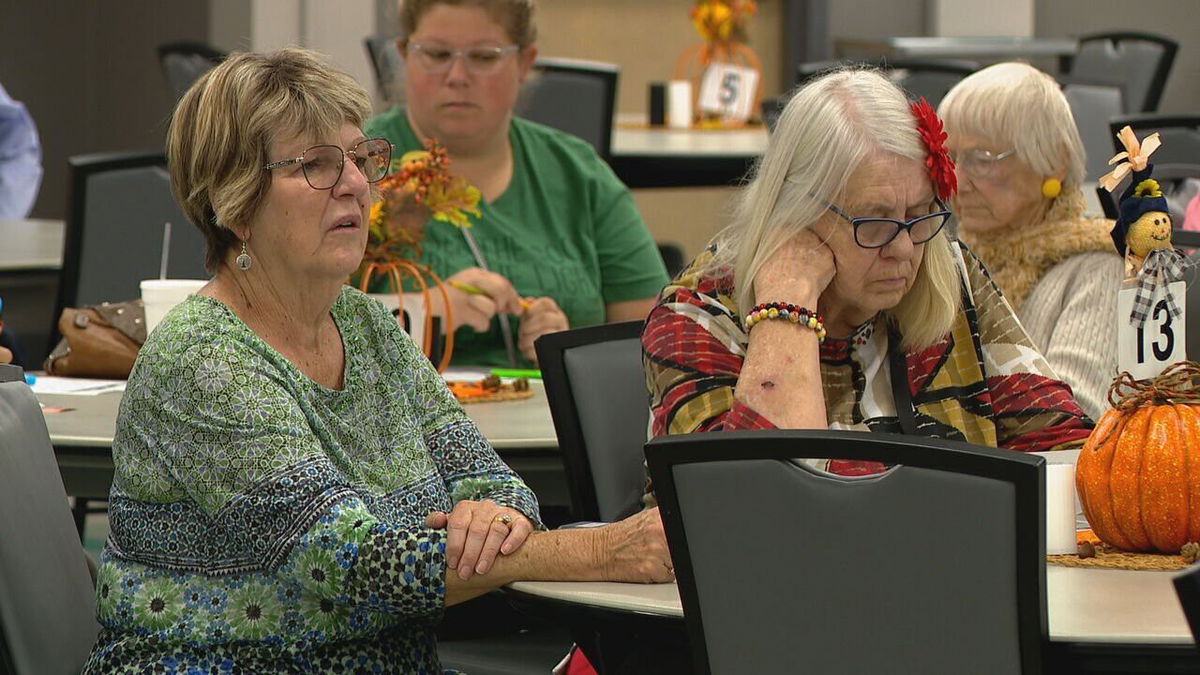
697,62,759,123
1117,279,1186,380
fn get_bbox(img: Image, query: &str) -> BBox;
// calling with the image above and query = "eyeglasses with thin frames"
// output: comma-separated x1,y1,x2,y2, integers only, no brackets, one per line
951,148,1016,180
406,42,521,76
263,138,393,190
826,199,952,249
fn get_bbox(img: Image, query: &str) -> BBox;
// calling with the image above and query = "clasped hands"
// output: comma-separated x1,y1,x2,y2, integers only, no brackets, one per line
426,499,534,580
427,501,675,583
443,267,569,363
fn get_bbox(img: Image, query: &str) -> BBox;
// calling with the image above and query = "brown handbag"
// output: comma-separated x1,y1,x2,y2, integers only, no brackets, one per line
44,300,147,378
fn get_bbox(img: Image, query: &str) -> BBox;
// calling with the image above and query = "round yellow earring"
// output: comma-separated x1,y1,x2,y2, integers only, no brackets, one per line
1042,178,1062,199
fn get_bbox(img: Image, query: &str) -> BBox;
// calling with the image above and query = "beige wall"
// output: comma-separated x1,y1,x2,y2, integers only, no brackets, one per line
534,1,785,261
0,1,210,220
536,0,785,114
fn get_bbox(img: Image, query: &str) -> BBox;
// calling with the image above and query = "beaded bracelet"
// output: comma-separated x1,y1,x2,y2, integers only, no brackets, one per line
744,302,827,342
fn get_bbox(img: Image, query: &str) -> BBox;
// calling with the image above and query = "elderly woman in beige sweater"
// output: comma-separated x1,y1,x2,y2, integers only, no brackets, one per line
939,62,1121,421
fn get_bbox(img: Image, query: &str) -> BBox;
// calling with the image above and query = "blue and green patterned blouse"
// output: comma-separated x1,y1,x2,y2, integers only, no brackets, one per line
83,287,542,673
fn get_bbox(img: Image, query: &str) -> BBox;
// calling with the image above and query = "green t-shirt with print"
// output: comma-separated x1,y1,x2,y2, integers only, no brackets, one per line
365,109,668,366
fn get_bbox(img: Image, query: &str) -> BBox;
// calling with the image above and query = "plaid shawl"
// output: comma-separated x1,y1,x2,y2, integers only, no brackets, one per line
642,242,1093,476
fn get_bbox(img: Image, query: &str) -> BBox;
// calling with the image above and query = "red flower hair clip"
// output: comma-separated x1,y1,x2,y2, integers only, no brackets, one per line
911,97,957,201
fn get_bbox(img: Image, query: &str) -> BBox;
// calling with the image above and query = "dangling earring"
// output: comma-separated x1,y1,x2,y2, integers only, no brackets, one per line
1041,178,1062,199
236,240,252,270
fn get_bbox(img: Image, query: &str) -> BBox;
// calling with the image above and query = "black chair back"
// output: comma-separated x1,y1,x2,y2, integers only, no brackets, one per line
1108,114,1200,168
1173,561,1200,646
647,429,1047,675
157,41,225,103
536,321,647,522
1062,32,1178,114
52,151,209,349
517,58,619,161
796,58,978,108
363,35,405,106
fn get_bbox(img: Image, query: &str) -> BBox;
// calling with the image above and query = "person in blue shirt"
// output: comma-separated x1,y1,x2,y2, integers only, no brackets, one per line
0,82,42,219
0,297,12,365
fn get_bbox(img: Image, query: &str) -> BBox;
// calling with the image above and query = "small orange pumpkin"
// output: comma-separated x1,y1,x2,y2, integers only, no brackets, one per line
1076,364,1200,554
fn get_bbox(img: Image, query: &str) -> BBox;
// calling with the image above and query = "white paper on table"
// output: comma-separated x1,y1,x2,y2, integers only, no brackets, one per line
31,376,126,396
367,293,429,350
442,367,493,383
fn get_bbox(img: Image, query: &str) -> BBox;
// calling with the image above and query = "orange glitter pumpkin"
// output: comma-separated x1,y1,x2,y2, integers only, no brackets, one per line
1075,364,1200,554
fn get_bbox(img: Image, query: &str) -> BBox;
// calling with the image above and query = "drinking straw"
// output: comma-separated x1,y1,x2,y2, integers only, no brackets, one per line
159,221,172,279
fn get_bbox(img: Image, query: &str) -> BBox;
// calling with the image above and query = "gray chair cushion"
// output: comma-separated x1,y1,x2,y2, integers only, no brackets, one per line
563,337,648,522
0,377,99,674
1064,83,1125,182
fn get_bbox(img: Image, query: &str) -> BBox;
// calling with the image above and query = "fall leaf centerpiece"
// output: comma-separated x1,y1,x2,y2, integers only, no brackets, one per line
356,140,481,370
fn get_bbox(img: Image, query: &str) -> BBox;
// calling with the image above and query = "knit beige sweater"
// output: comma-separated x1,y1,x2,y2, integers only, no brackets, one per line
961,192,1122,421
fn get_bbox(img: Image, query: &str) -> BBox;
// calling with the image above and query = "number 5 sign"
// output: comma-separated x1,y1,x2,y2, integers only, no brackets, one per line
697,62,759,123
1117,280,1186,380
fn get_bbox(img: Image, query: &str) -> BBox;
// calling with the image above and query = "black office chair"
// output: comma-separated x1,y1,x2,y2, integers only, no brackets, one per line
1173,561,1200,645
536,320,647,523
363,34,405,106
157,41,225,103
797,58,979,107
647,429,1047,675
1060,32,1178,114
517,58,619,161
1108,114,1200,168
0,365,100,674
53,151,209,349
1184,251,1200,363
657,242,686,278
52,151,209,538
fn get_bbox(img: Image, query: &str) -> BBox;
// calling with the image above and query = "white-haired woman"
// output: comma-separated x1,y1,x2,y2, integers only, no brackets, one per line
939,62,1121,420
642,69,1092,473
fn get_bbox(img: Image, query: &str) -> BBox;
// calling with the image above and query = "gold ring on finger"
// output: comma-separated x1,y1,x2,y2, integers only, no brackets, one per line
495,513,514,527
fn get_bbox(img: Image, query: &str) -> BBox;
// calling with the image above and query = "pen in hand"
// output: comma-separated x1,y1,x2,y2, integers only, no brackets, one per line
449,280,534,312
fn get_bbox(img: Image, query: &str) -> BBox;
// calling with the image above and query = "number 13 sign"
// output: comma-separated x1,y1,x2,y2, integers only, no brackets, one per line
1117,280,1186,380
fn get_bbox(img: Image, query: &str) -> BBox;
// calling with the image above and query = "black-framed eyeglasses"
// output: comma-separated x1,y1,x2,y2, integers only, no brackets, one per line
406,42,521,75
263,138,393,190
826,199,952,248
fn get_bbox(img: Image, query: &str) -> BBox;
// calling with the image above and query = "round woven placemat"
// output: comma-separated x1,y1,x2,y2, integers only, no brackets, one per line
452,388,535,405
1047,550,1190,570
1046,530,1193,570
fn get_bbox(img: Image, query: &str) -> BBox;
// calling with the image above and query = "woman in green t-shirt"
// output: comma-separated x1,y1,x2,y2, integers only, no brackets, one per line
367,0,669,366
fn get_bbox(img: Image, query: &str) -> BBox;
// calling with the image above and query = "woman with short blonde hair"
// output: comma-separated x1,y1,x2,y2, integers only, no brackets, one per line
85,48,671,673
644,68,1092,470
940,62,1121,420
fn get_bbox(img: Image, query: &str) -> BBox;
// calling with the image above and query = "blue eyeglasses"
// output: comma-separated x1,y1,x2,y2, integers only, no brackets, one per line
826,199,952,248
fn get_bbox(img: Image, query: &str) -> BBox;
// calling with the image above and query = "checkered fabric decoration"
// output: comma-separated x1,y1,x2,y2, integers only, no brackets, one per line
1130,248,1186,327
